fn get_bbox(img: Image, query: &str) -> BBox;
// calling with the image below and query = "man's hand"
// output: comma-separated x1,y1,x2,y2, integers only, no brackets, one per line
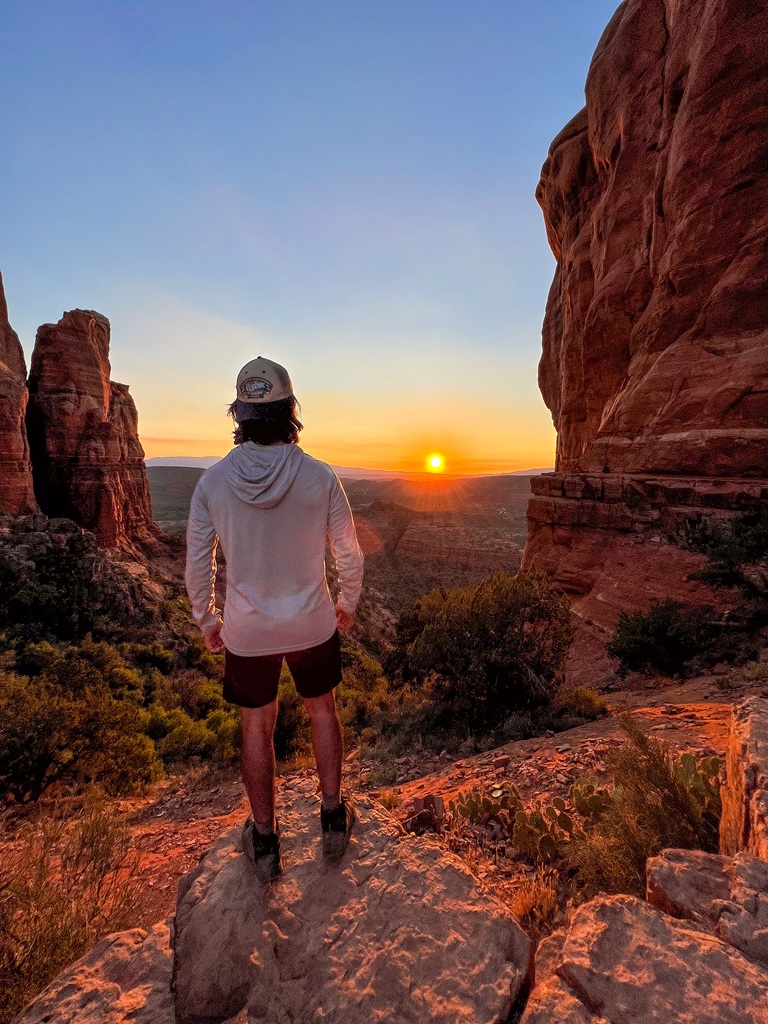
204,621,225,653
335,603,354,631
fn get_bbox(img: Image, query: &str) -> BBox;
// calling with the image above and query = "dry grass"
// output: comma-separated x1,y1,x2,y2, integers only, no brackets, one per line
0,793,142,1023
508,867,561,940
566,715,722,898
376,788,401,810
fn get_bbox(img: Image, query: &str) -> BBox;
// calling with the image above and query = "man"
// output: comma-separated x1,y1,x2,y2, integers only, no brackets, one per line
185,357,364,881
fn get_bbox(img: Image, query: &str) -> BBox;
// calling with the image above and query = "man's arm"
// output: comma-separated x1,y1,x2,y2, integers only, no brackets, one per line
327,474,364,627
185,482,224,648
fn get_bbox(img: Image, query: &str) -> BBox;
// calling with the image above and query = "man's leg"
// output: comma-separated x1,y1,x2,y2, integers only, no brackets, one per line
303,690,343,810
240,699,279,830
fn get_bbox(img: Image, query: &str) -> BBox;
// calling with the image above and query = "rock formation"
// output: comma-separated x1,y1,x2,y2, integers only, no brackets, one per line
15,698,768,1024
520,696,768,1023
26,309,155,549
0,273,37,514
522,0,768,682
15,781,532,1024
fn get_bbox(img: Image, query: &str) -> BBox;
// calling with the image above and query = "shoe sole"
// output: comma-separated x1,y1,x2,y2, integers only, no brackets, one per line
322,803,356,862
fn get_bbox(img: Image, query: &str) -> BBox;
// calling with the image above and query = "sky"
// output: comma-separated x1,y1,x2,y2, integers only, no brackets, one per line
1,0,619,475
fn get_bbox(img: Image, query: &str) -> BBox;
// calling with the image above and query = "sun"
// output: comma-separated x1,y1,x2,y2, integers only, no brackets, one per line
426,452,446,473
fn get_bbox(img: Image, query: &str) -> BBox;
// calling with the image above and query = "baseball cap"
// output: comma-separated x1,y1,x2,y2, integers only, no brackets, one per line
236,357,294,403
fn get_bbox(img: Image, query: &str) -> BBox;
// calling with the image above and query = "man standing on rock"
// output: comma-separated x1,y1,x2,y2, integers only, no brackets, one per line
185,357,364,880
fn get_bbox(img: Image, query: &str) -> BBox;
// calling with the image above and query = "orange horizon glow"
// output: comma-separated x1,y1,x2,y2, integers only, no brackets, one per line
426,452,445,473
140,429,554,476
135,382,556,476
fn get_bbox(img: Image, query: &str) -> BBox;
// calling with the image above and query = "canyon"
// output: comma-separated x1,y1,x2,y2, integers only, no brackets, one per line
522,0,768,683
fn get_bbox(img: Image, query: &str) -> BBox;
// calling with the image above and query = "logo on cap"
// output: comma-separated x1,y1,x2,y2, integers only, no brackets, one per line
239,376,273,400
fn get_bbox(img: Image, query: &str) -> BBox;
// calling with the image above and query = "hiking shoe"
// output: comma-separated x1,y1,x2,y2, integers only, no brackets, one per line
321,796,356,862
241,818,282,882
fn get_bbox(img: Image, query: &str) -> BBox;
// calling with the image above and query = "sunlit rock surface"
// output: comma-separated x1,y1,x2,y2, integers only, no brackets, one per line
0,272,37,514
523,0,768,682
26,309,156,549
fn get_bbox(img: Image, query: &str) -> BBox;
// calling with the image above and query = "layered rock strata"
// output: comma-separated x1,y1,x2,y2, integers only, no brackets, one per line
26,309,155,549
523,0,768,678
0,273,37,514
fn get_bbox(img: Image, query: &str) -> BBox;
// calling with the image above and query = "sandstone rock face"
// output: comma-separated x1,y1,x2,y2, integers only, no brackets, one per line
537,0,768,478
0,272,37,514
524,0,768,679
720,696,768,859
173,778,531,1024
524,472,757,684
14,781,532,1024
26,309,155,548
646,848,768,969
521,895,768,1024
12,922,175,1024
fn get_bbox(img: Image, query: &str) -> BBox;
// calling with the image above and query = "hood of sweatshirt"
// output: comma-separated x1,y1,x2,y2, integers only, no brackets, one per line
222,443,303,508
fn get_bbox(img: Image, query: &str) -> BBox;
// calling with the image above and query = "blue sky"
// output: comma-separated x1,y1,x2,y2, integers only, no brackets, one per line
1,0,619,471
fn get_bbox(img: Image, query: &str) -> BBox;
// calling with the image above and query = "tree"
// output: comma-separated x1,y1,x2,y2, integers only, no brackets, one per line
391,570,573,731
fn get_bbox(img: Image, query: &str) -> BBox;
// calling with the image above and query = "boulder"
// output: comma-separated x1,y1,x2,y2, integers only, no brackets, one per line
26,309,156,549
647,848,768,969
12,921,174,1024
0,271,37,514
521,895,768,1024
173,778,532,1024
720,697,768,859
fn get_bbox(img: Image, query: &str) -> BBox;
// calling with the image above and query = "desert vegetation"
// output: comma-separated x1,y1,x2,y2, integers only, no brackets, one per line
0,795,142,1022
607,512,768,678
441,717,723,940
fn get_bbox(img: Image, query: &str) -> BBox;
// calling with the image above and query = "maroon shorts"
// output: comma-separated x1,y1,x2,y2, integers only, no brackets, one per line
222,629,342,709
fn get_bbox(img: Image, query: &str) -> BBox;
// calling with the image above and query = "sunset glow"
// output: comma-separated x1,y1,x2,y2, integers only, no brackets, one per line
426,453,446,473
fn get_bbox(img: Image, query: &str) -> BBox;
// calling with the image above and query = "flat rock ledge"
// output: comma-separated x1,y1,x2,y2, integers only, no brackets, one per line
14,779,531,1024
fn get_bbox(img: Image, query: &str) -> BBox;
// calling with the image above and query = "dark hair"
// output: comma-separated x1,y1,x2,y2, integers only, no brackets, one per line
228,396,303,446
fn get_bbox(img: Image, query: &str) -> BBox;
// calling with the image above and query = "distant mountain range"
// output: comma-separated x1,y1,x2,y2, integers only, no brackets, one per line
144,456,552,479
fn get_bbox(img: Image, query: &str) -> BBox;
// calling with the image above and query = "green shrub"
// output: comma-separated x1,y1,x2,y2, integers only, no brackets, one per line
567,717,721,896
0,673,163,802
390,570,574,732
0,795,142,1022
684,510,768,587
274,668,312,762
445,719,722,901
606,599,718,676
155,709,216,762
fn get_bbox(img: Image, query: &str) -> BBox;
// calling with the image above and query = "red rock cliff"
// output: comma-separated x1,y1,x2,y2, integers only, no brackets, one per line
26,309,155,549
0,273,37,514
523,0,768,683
538,0,768,476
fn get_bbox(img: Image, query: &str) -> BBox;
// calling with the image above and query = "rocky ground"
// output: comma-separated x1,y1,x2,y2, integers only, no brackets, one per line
46,664,762,938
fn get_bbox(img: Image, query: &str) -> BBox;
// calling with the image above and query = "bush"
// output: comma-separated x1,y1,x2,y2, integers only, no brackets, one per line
567,717,722,896
444,719,722,902
0,672,163,802
0,532,99,642
684,510,768,587
0,795,142,1022
390,571,574,732
606,599,718,677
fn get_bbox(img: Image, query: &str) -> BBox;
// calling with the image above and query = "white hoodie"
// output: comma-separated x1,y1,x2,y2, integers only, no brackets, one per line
185,443,364,656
